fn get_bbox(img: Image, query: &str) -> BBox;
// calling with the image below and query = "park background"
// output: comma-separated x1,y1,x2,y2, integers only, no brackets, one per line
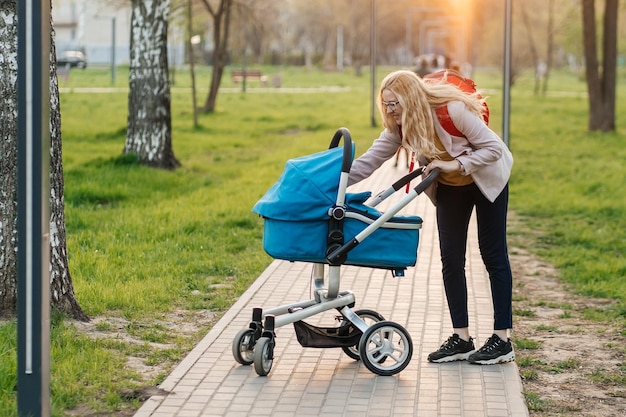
1,0,626,416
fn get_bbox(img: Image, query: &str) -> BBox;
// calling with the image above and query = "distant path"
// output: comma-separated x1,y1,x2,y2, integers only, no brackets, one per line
59,86,588,98
58,86,352,94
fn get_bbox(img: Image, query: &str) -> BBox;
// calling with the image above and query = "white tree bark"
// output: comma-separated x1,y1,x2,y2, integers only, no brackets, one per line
0,0,19,314
126,0,179,169
0,0,87,319
49,11,88,321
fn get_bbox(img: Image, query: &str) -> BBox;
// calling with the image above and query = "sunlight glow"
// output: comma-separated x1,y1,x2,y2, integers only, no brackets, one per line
446,0,472,25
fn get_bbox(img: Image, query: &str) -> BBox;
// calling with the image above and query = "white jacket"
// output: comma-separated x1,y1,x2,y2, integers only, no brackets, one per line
348,101,513,203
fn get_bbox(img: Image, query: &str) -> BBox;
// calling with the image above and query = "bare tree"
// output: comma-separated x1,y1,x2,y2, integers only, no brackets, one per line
230,0,281,65
126,0,180,169
519,0,576,95
520,2,542,94
199,0,233,112
582,0,618,132
0,0,87,320
345,0,371,75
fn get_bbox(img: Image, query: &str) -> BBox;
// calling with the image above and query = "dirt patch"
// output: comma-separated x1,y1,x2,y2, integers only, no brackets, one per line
510,248,626,416
68,309,219,416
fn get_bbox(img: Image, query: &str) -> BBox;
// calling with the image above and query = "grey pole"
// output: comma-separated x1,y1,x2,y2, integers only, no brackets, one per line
502,0,512,147
405,13,412,66
370,0,377,127
111,17,116,84
337,25,344,71
17,0,52,416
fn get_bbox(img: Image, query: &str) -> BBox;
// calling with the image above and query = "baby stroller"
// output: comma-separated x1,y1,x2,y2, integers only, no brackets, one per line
232,128,439,376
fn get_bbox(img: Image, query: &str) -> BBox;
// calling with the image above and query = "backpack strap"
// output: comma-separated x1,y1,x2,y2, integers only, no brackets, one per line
425,68,490,133
435,105,464,137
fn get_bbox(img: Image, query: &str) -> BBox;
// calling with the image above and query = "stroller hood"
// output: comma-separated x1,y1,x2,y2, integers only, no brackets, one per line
253,145,354,221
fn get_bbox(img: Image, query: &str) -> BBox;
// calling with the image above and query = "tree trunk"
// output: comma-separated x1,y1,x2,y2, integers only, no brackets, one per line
200,0,233,113
0,0,87,320
49,12,88,322
582,0,618,132
126,0,180,169
0,0,19,315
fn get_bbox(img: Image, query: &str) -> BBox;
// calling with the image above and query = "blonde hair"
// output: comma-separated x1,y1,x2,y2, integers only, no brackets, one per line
378,70,486,159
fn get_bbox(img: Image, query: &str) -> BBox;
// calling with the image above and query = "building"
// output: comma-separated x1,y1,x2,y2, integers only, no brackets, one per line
52,0,130,65
52,0,185,66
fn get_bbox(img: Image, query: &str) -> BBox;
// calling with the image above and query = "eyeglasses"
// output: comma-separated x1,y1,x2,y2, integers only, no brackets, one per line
382,100,400,110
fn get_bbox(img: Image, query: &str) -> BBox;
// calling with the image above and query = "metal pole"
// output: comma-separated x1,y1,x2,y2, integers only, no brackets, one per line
337,25,344,71
405,13,411,66
242,49,247,93
111,17,116,84
17,0,52,415
370,0,376,127
502,0,512,147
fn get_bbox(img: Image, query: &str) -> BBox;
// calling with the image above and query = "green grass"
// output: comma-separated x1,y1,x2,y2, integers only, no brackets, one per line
523,391,553,412
506,75,626,312
514,338,543,350
535,324,559,332
1,64,625,415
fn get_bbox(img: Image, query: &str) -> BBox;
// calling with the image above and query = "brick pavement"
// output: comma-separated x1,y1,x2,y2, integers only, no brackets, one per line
134,160,528,417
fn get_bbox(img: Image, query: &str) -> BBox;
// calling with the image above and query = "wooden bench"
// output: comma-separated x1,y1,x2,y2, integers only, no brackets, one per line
231,69,268,86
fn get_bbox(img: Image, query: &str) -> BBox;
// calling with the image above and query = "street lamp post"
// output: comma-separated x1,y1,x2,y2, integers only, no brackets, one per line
17,0,52,415
110,16,116,84
95,14,117,84
502,0,512,147
370,0,376,127
405,12,416,66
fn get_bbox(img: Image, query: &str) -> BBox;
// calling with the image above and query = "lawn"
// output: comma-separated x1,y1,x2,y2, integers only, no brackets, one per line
0,64,624,415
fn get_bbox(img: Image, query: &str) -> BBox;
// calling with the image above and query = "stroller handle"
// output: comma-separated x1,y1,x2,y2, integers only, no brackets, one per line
391,166,427,191
369,166,437,207
412,167,439,195
328,128,353,174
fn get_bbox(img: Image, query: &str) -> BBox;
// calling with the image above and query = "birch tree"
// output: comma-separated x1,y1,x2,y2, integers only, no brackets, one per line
126,0,180,169
0,0,19,315
0,0,87,320
49,10,88,321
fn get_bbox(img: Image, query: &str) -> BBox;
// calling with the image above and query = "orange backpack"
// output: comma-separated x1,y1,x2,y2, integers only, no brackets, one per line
423,69,490,137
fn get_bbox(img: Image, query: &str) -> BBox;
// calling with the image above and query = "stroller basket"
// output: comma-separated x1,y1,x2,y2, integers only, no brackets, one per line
293,320,362,348
253,141,423,269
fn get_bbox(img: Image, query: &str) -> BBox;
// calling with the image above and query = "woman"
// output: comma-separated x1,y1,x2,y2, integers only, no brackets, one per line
348,70,515,365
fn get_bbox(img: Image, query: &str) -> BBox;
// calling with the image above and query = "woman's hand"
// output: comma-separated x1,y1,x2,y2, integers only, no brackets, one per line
424,159,461,176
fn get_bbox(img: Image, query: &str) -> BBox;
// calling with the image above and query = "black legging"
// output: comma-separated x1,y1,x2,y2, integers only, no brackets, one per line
436,182,513,330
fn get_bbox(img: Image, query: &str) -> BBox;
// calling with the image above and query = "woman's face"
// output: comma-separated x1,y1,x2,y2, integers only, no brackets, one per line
382,89,402,126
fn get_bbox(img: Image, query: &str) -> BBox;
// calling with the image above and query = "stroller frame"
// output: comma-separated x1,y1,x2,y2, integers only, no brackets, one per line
232,128,439,376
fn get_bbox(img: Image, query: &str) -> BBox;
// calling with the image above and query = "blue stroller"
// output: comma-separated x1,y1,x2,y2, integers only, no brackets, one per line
232,128,439,376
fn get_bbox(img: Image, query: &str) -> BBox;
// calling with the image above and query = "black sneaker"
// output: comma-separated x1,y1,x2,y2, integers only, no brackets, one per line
468,334,515,365
428,334,475,363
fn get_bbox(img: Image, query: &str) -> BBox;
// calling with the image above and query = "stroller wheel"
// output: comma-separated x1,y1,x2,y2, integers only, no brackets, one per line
253,337,274,376
341,309,385,361
358,321,413,376
232,328,256,365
